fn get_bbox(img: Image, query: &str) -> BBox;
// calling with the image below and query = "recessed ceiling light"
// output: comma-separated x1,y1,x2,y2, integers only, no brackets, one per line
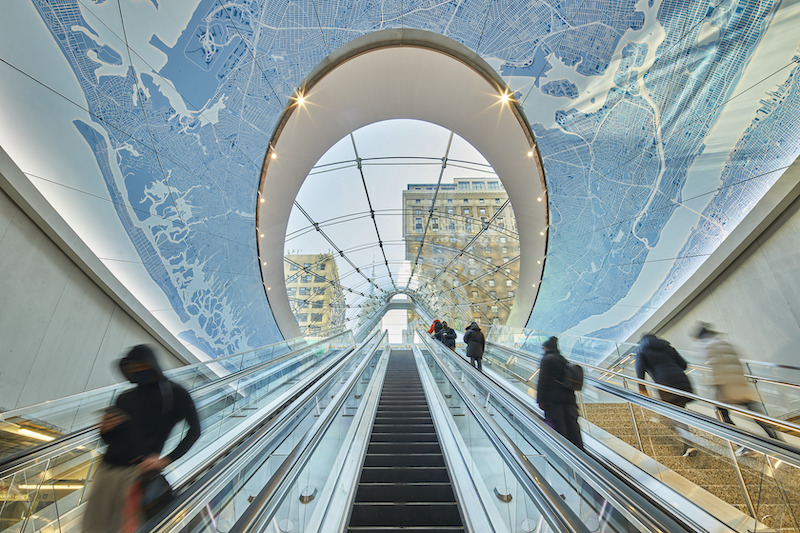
527,150,533,157
271,152,277,160
260,197,265,203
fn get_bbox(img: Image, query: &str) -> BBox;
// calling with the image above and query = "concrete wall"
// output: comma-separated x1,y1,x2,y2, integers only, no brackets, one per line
657,193,800,366
0,189,183,412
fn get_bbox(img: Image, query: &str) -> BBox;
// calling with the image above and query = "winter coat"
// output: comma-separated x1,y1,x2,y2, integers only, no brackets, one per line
537,348,577,407
428,320,441,335
463,323,485,360
699,336,757,404
102,345,201,466
441,327,457,348
635,335,693,406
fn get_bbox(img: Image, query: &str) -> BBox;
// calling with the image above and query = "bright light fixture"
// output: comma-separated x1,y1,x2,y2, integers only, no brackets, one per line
539,230,545,236
19,428,55,442
527,150,533,157
259,233,265,238
259,197,265,203
500,91,510,104
296,94,306,106
537,197,542,202
271,152,277,160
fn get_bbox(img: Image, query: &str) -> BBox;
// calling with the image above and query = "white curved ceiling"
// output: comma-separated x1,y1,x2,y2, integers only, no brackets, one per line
257,43,546,338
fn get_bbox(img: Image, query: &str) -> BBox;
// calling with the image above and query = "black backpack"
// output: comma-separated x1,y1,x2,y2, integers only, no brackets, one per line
558,363,584,391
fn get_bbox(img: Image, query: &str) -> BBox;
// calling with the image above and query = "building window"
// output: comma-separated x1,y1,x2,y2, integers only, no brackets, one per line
290,263,299,271
508,290,515,297
415,209,421,215
500,236,507,243
447,207,454,214
287,287,297,296
448,222,455,232
300,274,312,283
318,262,326,270
463,199,469,204
458,181,470,190
465,222,472,233
488,279,496,287
299,287,311,296
479,198,485,204
415,199,421,204
473,181,485,190
296,313,308,322
490,291,497,298
491,305,499,313
415,218,423,231
297,301,308,309
498,218,505,229
495,198,501,203
310,313,323,322
479,208,486,215
488,181,500,190
471,291,478,298
314,287,326,295
303,263,311,270
313,275,324,283
447,199,453,204
506,279,513,287
502,246,508,253
463,208,470,216
431,218,439,231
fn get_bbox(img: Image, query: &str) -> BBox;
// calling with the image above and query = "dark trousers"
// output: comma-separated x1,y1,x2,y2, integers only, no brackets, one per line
470,357,482,371
544,403,583,450
718,401,779,440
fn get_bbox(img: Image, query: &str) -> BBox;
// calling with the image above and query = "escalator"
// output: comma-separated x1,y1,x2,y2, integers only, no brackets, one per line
0,331,362,533
348,350,462,531
474,332,800,532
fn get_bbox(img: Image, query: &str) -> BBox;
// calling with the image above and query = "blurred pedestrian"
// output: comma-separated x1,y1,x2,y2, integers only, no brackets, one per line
537,336,583,450
440,321,457,350
83,345,201,533
463,322,485,371
692,322,780,455
427,319,441,336
636,334,696,456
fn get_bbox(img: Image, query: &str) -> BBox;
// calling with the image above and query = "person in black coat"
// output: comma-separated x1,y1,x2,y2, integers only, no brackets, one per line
536,336,583,450
636,334,696,456
83,345,201,532
463,322,485,371
438,321,456,350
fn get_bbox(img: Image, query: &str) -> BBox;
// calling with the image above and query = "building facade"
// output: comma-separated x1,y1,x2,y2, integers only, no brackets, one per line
284,253,346,337
402,179,520,328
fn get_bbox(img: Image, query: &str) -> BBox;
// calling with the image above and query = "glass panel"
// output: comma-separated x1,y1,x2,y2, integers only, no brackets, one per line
0,336,354,533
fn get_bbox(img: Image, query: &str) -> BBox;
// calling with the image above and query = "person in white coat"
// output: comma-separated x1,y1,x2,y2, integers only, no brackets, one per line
692,323,780,455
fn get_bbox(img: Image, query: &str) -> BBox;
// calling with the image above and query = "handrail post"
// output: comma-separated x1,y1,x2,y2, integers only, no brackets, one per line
716,408,757,520
622,377,644,452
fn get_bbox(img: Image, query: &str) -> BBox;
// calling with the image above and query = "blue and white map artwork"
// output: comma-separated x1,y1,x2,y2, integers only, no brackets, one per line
2,0,798,354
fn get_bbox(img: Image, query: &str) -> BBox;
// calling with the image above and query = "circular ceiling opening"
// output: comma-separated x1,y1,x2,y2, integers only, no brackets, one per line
284,119,522,337
256,31,548,339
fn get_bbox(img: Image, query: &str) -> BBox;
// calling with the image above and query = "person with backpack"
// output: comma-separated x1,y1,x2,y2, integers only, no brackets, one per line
439,321,457,350
463,322,485,370
636,333,697,457
82,345,201,533
536,336,583,450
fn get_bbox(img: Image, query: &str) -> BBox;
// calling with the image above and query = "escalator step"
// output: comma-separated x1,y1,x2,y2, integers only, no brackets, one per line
366,442,443,455
370,432,438,442
363,454,445,467
355,482,455,502
360,467,451,483
349,502,461,527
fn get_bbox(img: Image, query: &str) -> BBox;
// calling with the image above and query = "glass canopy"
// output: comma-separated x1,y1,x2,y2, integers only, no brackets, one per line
284,120,521,337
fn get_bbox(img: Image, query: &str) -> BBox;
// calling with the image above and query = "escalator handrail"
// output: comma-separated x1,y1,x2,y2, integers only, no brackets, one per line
0,331,352,421
139,330,386,533
422,333,696,533
421,336,592,533
0,333,355,476
487,341,800,463
229,331,388,533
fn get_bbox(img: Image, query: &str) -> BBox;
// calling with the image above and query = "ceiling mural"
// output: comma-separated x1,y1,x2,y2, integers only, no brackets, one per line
1,0,797,355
